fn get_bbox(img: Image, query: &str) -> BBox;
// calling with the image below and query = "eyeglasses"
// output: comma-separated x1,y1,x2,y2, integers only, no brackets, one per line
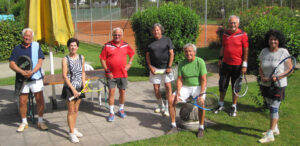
113,34,122,37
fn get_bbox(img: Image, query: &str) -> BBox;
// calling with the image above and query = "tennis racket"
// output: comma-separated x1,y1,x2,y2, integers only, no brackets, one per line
233,74,248,97
15,56,32,94
69,79,104,101
269,56,296,89
192,92,219,111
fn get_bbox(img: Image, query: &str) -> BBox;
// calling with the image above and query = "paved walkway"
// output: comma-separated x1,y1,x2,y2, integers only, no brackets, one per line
0,57,260,146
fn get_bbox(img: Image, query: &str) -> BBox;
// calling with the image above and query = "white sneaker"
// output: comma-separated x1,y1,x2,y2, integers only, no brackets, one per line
214,105,225,114
163,108,169,117
17,123,28,133
262,129,280,136
161,104,166,112
69,133,79,143
259,131,274,143
154,104,163,113
230,107,237,117
74,128,83,138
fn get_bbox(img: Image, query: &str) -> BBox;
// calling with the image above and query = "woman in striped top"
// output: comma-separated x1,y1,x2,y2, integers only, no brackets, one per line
62,38,86,143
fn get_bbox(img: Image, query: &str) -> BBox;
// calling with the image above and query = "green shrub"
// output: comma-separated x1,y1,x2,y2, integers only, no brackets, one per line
243,8,299,74
216,6,299,74
0,20,23,61
131,3,200,73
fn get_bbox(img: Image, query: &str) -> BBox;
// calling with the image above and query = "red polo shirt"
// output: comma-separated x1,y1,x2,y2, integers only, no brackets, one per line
99,40,135,78
222,29,249,65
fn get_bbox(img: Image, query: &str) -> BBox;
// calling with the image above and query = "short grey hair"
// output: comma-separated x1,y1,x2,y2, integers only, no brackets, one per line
112,27,123,35
228,15,240,23
22,28,34,37
183,43,197,52
152,23,164,33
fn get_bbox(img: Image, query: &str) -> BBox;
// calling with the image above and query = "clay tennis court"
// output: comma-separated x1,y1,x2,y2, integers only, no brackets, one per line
76,20,219,49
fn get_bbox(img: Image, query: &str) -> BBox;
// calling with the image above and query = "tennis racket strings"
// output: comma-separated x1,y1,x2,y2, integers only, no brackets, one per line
193,92,219,111
233,74,248,97
69,79,103,101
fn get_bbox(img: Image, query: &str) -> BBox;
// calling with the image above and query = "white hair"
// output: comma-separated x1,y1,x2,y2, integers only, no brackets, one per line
228,15,240,23
22,28,34,37
183,43,197,52
112,27,123,35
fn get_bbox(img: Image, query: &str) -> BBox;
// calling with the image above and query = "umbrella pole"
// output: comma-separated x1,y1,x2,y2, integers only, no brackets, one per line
49,47,57,110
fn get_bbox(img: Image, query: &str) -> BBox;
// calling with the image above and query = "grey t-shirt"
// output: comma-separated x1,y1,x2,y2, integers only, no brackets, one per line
258,48,290,87
147,36,174,69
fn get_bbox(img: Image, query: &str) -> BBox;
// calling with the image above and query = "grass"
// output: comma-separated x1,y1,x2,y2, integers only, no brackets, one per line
118,70,300,146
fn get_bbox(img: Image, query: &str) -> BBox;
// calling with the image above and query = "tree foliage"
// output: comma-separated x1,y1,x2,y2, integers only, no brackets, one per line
215,6,299,74
131,3,200,73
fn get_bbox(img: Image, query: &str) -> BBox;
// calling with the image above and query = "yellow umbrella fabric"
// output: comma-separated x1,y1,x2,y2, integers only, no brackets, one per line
25,0,74,46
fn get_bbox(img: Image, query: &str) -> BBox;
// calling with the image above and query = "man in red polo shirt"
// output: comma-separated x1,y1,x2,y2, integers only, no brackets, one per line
99,27,135,122
214,15,249,117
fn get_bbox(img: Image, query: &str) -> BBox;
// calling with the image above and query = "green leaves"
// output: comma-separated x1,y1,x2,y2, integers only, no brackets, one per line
131,3,200,73
0,20,23,61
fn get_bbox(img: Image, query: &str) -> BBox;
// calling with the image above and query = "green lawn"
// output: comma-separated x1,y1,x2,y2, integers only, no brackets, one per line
118,70,300,145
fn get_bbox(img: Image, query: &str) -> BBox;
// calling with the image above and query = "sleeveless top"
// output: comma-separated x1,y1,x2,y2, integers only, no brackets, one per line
65,55,83,89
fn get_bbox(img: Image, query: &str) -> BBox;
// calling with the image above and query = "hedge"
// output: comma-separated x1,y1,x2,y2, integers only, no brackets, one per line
0,20,23,61
131,3,200,74
216,6,299,74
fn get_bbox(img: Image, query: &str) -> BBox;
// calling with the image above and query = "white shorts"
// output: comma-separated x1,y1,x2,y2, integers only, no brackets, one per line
21,79,44,94
173,86,206,102
149,66,174,84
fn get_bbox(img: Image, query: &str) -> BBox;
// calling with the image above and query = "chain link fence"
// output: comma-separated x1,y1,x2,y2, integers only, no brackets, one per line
69,0,299,48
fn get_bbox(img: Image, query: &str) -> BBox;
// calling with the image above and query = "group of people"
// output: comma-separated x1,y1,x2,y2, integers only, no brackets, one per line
9,15,292,144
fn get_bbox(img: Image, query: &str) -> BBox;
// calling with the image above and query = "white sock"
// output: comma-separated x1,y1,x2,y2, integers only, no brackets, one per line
22,118,28,124
171,122,176,128
267,130,273,136
109,105,114,114
38,117,43,123
165,100,168,109
199,125,204,130
119,104,124,110
232,104,237,110
274,124,279,131
219,101,224,106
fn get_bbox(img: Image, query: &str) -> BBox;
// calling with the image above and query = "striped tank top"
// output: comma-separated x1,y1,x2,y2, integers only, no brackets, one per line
66,55,83,89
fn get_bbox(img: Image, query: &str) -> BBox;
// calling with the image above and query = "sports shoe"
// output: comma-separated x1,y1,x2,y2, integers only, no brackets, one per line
69,133,79,143
259,131,275,143
163,108,169,117
154,104,164,113
165,127,178,135
17,123,28,133
214,105,225,114
117,109,127,118
197,128,204,138
107,113,115,122
262,129,280,136
230,107,237,117
38,122,48,131
74,128,83,138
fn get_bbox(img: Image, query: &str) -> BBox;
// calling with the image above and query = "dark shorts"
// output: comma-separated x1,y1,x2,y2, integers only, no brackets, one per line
60,85,85,100
261,85,285,101
219,62,241,92
107,78,128,89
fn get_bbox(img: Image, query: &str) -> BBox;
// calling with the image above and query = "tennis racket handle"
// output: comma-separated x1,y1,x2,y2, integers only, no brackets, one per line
68,92,81,101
